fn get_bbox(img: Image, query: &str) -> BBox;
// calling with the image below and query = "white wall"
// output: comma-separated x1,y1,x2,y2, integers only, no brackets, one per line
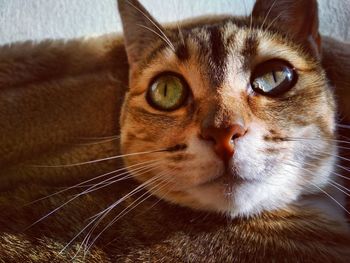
0,0,349,45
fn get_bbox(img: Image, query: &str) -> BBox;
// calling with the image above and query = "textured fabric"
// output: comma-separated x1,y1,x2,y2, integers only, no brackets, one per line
0,0,349,45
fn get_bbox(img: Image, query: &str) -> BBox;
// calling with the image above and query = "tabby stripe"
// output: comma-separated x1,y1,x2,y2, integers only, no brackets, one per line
175,37,190,61
207,26,227,87
140,42,167,70
241,33,259,71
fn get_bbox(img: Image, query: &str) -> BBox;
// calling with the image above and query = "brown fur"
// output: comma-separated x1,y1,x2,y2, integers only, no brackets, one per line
0,16,350,263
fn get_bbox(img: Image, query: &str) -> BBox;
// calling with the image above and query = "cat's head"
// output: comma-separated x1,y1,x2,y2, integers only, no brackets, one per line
118,0,336,217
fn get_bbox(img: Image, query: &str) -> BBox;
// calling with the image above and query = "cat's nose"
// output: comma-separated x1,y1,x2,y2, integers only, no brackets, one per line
201,125,246,164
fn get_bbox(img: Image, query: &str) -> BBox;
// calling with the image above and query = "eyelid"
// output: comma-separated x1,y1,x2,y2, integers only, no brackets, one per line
252,59,294,75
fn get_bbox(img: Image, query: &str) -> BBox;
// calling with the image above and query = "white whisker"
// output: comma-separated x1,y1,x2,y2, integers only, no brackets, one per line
80,162,162,199
69,137,120,146
76,135,120,141
336,124,350,129
310,182,350,216
29,148,165,168
59,173,165,256
312,148,350,165
126,0,175,51
265,12,283,32
177,23,185,46
83,171,174,254
329,181,350,197
25,161,163,231
302,154,350,181
25,159,161,206
282,160,350,216
260,0,277,30
329,179,350,194
287,136,350,145
137,24,175,51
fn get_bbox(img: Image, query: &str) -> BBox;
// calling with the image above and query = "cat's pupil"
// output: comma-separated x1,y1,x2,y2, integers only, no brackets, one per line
272,71,277,83
164,84,167,97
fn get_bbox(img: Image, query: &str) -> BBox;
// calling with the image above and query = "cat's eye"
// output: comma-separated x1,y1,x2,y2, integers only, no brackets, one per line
147,73,188,111
250,60,298,96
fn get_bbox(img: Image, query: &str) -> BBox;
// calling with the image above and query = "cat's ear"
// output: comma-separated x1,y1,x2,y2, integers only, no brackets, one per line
252,0,321,56
117,0,166,65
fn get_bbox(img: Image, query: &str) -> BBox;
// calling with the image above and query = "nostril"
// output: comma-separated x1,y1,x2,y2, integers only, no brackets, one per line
230,126,246,143
208,136,216,144
231,133,241,141
200,125,246,163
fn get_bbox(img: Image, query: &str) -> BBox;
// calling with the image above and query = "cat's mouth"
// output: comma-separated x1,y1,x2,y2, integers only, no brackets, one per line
196,168,247,188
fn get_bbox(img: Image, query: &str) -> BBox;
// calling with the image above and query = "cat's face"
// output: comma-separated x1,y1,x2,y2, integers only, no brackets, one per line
118,0,336,217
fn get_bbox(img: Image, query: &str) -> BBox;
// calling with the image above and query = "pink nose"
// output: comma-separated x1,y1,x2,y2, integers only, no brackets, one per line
201,124,246,164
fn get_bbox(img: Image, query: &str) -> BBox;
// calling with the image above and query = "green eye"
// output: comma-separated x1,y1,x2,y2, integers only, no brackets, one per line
147,74,188,111
251,60,298,96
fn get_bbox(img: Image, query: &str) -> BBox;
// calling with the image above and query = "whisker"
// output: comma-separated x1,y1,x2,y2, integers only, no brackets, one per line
126,0,175,51
311,183,350,215
265,12,283,32
286,136,350,145
25,161,163,231
310,182,350,216
76,135,120,141
83,172,173,254
177,23,185,46
328,181,350,197
337,145,350,151
282,160,350,216
88,182,171,256
69,137,120,146
79,161,163,196
60,172,167,256
336,124,350,129
302,154,350,181
338,133,350,141
29,148,166,168
24,159,161,206
84,170,171,237
260,0,277,29
311,148,350,165
329,179,350,194
134,180,173,219
137,24,175,51
83,179,168,256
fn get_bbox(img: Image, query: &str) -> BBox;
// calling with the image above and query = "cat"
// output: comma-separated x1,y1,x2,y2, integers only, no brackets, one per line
118,0,344,219
0,0,350,262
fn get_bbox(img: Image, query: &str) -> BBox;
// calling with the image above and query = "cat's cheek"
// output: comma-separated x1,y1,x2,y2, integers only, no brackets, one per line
232,122,275,178
171,135,225,189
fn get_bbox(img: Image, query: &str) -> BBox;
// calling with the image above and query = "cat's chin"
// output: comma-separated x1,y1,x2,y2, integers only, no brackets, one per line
196,169,254,188
155,171,267,218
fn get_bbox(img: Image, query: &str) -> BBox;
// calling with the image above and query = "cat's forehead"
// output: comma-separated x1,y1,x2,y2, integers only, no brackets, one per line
133,18,315,95
183,22,251,87
177,18,313,67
